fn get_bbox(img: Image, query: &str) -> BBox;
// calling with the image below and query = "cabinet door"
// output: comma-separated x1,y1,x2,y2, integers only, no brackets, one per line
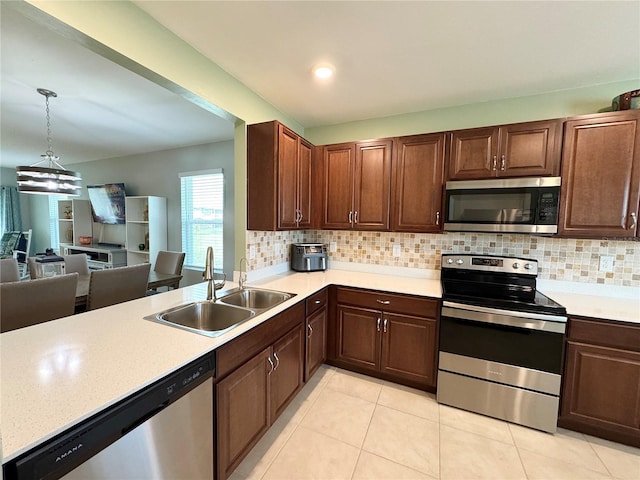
392,134,445,232
559,111,640,238
336,305,380,371
562,341,640,438
297,139,313,229
277,125,300,229
217,347,271,480
498,120,561,177
270,325,304,420
354,140,392,230
305,306,327,381
322,143,355,229
380,313,438,387
448,127,499,180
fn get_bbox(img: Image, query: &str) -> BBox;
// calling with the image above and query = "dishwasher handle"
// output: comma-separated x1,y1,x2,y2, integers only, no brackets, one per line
121,400,170,436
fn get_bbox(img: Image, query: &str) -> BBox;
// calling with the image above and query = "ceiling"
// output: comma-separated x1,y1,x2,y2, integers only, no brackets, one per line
2,1,638,170
0,4,235,169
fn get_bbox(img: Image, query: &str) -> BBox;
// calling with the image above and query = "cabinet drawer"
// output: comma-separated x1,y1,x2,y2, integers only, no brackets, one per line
568,317,640,352
336,287,439,318
306,288,328,316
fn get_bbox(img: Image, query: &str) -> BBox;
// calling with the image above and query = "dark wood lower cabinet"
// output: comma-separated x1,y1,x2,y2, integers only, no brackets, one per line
270,325,304,420
559,317,640,448
216,348,271,480
330,287,439,390
305,306,327,380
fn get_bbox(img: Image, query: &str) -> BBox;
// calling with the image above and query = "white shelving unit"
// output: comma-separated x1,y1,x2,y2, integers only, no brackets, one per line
57,199,93,249
125,196,167,267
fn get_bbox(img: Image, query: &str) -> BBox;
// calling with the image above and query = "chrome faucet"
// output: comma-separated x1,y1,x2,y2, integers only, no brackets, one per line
203,246,225,301
239,257,248,290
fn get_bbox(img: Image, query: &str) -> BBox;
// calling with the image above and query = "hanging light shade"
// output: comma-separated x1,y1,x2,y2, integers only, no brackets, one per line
16,88,82,196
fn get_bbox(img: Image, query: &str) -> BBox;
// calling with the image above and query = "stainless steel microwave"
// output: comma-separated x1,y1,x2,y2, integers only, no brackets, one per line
444,177,561,234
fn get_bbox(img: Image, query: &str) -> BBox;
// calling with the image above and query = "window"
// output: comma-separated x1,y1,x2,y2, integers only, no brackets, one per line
180,169,224,271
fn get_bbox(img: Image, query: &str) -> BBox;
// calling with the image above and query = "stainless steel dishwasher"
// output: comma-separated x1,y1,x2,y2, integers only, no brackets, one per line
5,354,214,480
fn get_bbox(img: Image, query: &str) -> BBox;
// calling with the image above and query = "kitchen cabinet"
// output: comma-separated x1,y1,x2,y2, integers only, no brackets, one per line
215,302,304,479
559,316,640,448
392,133,446,232
321,139,392,230
558,110,640,238
125,196,167,266
57,199,92,248
329,287,439,389
448,119,562,180
305,288,328,381
247,121,314,230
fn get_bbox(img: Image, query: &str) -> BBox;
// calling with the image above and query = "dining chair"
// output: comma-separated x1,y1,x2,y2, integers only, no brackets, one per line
27,256,38,279
63,253,91,275
0,273,78,333
0,257,20,283
87,263,151,310
150,251,185,292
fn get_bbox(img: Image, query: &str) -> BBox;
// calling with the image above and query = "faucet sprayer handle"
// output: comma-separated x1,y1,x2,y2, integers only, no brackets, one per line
214,273,226,290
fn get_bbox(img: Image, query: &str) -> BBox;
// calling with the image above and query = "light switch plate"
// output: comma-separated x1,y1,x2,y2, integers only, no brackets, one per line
329,242,337,253
393,243,401,257
249,245,256,260
599,255,614,272
275,243,281,255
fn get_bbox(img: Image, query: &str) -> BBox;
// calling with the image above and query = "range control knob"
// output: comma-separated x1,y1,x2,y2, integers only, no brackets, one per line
524,263,533,270
447,258,454,264
512,262,520,269
456,259,464,265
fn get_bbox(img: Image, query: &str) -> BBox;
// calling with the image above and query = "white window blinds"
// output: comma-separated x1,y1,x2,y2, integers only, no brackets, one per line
180,169,224,270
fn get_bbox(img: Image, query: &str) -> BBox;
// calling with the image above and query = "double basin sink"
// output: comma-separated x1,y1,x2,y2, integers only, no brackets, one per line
150,287,295,337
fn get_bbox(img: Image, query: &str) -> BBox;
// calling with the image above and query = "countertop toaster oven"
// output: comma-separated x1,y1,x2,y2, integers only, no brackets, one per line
290,243,328,272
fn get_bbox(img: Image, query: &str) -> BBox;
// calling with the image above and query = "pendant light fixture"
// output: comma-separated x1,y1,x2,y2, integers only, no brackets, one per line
16,88,82,196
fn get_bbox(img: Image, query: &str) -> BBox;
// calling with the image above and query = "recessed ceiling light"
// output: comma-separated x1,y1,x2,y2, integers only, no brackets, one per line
313,64,335,79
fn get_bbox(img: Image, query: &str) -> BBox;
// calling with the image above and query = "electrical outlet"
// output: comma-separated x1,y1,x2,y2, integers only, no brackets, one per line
275,243,281,255
599,255,614,273
392,243,401,257
249,245,256,260
329,242,337,253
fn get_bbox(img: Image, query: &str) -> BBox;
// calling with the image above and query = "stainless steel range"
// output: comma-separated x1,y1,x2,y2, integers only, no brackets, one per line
437,254,567,433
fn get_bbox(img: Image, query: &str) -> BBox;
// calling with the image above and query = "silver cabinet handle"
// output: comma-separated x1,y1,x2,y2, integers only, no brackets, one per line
501,154,506,171
307,323,313,338
377,317,381,332
348,211,353,223
298,210,303,223
273,352,280,370
267,356,274,374
383,318,388,333
315,299,321,304
436,211,440,226
630,212,637,230
376,299,390,305
354,211,358,224
492,156,497,171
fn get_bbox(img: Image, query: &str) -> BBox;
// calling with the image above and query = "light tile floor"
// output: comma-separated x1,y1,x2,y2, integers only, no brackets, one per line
230,366,640,480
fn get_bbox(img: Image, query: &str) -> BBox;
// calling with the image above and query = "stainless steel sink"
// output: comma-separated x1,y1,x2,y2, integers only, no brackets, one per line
152,301,256,338
218,287,294,310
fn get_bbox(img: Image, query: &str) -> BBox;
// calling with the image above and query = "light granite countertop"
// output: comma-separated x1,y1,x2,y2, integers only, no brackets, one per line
1,268,637,464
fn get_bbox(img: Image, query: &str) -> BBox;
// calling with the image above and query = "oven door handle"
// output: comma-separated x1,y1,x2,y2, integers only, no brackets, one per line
442,303,566,334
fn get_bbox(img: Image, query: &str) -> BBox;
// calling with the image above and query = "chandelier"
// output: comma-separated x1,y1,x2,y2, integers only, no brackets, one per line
16,88,82,196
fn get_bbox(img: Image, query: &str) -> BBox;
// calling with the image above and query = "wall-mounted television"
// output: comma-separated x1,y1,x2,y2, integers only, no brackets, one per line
87,183,126,224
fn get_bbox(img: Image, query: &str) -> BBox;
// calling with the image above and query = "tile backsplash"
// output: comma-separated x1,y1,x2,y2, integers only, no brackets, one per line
246,230,640,287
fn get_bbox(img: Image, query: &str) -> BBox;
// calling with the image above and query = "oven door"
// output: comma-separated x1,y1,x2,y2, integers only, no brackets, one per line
443,177,560,234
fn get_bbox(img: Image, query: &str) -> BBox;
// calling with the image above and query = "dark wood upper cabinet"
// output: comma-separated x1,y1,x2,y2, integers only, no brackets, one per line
448,119,562,180
392,133,446,232
247,121,314,230
558,110,640,238
322,139,392,230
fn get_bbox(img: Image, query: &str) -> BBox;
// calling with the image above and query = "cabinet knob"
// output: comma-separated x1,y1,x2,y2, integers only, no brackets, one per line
315,299,321,304
376,299,390,305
